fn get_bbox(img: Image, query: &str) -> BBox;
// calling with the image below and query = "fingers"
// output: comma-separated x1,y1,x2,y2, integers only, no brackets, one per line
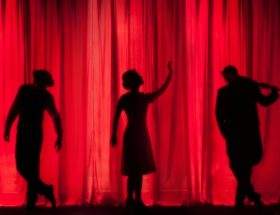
110,140,117,147
110,136,117,147
55,139,62,152
56,144,62,152
167,61,172,69
167,62,173,79
4,130,10,142
4,135,10,142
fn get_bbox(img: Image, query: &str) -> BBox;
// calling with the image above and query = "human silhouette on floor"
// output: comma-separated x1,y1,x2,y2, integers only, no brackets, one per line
4,70,62,210
216,65,279,208
111,62,173,208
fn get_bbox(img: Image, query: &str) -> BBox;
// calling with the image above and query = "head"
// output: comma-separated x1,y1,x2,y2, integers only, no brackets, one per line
122,69,144,91
33,70,54,88
221,65,239,84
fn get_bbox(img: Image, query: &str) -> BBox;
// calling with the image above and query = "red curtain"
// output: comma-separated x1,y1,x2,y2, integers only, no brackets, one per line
0,0,280,206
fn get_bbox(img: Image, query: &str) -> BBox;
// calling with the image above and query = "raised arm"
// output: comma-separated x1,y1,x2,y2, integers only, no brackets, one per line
4,87,23,142
146,61,173,102
46,95,63,151
111,97,124,147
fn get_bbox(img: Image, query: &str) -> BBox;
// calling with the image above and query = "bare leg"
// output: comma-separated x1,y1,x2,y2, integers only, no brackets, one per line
135,175,143,201
126,176,135,207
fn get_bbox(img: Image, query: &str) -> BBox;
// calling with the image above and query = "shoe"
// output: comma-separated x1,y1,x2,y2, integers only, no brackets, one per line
26,191,38,211
125,198,135,208
135,199,146,208
235,201,244,209
250,193,264,208
26,198,37,211
235,194,245,209
45,185,56,208
254,199,264,208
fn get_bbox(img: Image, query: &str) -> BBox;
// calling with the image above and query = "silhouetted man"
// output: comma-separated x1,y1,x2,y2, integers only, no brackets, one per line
216,65,278,208
4,70,62,210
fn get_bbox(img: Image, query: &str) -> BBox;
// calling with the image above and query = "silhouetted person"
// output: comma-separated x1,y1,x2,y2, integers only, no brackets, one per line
216,65,279,208
111,62,173,208
4,70,62,210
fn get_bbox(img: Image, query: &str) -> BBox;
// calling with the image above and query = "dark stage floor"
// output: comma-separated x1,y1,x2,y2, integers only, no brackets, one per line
1,205,280,215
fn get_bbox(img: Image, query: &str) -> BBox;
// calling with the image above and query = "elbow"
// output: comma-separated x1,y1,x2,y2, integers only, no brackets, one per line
52,112,61,122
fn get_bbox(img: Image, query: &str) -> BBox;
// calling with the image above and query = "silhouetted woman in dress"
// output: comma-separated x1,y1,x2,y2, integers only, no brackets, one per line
111,62,173,207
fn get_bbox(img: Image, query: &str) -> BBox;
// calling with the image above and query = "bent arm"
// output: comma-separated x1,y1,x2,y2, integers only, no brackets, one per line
47,96,63,150
111,98,124,146
257,87,279,106
146,62,173,102
215,91,228,139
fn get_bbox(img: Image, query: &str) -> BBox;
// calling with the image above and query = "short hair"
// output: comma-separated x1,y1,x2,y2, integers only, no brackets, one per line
122,69,143,89
33,70,54,87
222,65,238,76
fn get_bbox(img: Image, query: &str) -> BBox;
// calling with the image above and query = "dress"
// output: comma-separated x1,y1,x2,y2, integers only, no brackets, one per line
119,92,156,176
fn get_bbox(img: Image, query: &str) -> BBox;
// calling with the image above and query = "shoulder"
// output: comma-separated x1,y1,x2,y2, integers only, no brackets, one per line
117,93,129,106
120,93,129,101
120,92,142,99
19,84,32,92
239,78,260,96
217,86,228,94
217,86,232,101
17,84,33,96
143,92,155,103
45,90,54,99
41,89,54,105
240,77,258,88
142,92,151,98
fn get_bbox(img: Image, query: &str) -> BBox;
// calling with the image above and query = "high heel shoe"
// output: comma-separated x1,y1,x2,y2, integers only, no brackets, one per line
45,185,56,208
249,192,264,208
26,195,38,211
